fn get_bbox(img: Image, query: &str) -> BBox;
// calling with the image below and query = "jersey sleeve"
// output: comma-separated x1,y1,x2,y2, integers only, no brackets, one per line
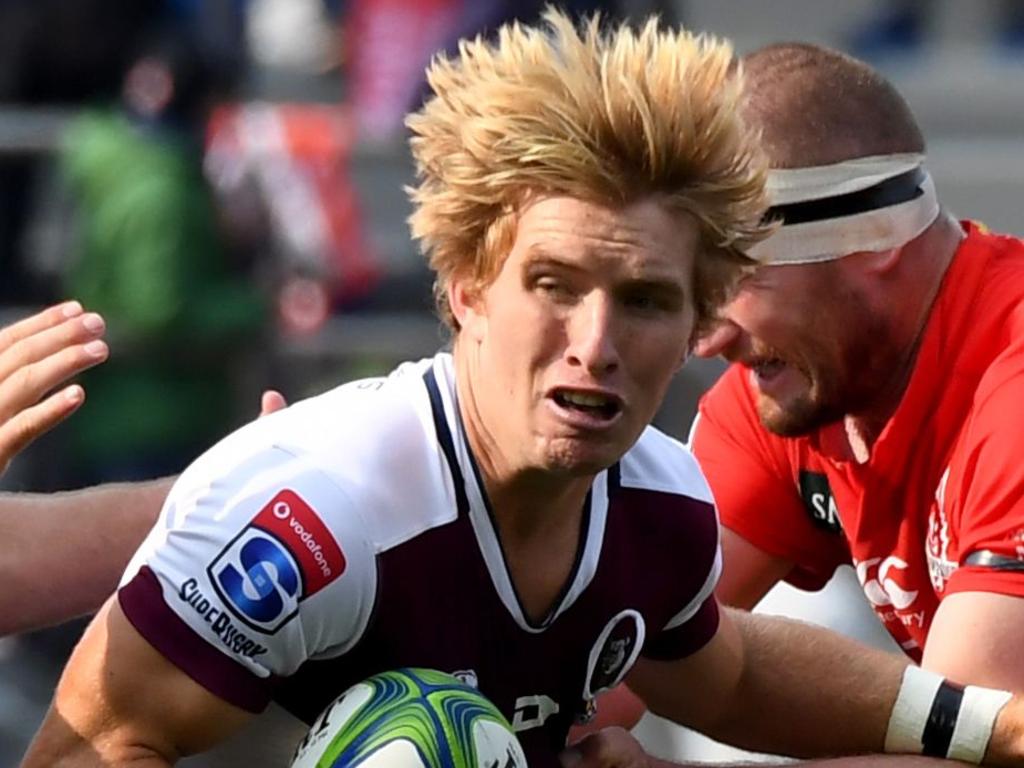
944,349,1024,598
691,367,847,591
643,548,722,660
118,443,378,713
620,440,723,662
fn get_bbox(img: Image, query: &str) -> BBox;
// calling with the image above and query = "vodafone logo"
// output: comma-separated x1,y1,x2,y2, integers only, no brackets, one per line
271,498,334,579
253,489,346,595
855,556,918,610
210,489,346,633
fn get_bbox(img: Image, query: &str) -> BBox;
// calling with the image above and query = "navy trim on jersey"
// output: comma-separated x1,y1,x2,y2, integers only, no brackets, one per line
463,439,595,631
423,363,599,631
607,461,621,496
423,368,470,517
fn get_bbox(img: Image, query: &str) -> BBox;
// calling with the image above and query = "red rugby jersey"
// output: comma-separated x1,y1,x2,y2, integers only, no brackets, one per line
692,222,1024,658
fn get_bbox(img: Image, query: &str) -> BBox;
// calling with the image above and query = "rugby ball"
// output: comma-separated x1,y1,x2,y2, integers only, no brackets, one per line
289,668,527,768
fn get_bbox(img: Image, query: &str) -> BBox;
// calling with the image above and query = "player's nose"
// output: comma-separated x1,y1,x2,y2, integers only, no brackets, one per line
692,318,741,358
566,293,620,376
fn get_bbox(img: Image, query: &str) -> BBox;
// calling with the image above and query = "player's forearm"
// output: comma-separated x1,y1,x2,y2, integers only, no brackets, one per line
696,609,907,757
985,696,1024,767
21,715,175,768
0,477,173,635
564,727,970,768
705,610,1024,765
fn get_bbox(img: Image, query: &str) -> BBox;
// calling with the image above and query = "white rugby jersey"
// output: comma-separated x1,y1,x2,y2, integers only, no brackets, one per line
119,352,722,767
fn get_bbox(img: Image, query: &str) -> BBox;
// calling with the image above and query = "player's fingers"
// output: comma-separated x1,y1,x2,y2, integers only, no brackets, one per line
0,340,108,422
0,310,106,383
0,384,85,474
0,301,85,353
560,728,649,768
259,389,288,417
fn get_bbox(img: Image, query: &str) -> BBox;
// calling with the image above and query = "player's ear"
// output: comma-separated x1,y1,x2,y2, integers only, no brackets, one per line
448,275,487,343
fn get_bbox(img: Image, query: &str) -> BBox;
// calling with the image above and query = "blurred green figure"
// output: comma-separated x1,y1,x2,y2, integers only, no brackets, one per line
61,31,266,483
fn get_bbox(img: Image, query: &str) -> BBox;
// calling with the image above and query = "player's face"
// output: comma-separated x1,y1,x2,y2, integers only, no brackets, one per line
693,259,891,436
454,195,697,478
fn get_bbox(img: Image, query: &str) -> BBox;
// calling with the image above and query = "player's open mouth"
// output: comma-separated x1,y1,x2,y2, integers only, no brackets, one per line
550,388,622,420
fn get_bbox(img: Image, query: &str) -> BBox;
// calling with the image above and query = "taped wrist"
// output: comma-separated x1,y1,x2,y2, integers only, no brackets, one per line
884,666,1011,764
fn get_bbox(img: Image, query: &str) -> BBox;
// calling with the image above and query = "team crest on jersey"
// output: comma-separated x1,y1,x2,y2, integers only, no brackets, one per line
582,609,645,711
926,467,957,592
798,471,843,534
209,489,346,633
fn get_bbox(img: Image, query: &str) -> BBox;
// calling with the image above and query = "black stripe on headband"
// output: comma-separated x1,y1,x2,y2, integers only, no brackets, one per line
765,166,926,226
921,680,965,758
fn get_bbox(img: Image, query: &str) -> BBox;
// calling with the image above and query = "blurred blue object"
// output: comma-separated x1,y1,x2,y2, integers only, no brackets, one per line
848,3,926,61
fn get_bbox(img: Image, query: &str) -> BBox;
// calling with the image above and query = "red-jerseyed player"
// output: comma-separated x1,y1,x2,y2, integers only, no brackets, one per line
574,42,1024,767
695,41,1024,684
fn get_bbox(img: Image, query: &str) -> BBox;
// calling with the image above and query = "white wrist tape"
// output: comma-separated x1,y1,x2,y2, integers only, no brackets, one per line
885,666,1012,764
885,666,944,754
948,685,1014,764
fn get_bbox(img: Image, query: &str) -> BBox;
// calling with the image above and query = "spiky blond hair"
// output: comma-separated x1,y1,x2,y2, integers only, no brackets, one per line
407,8,771,328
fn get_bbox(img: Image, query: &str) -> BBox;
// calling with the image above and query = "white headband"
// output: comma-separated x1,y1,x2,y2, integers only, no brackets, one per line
747,153,940,265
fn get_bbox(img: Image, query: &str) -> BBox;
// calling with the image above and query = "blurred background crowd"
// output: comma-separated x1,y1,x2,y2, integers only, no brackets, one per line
3,0,1024,764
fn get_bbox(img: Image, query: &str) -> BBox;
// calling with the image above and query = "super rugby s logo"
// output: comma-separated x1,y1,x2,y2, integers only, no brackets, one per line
210,489,346,633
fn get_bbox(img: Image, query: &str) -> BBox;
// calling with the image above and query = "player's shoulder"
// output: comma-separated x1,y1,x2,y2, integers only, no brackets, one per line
171,355,456,543
619,425,713,505
188,356,432,467
277,356,435,447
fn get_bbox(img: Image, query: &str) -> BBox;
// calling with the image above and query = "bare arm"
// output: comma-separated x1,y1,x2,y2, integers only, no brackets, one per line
0,478,172,635
21,596,253,767
0,302,169,636
563,727,1011,768
922,591,1024,691
625,607,1024,764
628,607,906,758
716,526,793,609
0,380,286,636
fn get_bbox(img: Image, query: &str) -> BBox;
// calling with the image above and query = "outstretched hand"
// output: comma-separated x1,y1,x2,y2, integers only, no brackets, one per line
0,302,108,474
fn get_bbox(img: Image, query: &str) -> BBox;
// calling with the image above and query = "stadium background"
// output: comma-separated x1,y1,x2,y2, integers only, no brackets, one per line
2,0,1023,763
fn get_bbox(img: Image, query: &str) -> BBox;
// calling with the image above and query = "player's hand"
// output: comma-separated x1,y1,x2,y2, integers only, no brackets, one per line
0,301,108,474
561,727,654,768
260,389,287,417
569,685,647,741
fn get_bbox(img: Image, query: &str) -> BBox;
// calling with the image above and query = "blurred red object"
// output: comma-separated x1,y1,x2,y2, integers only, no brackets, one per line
206,102,380,319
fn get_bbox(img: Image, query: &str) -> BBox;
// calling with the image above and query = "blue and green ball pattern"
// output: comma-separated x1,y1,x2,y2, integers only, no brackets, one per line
302,668,518,768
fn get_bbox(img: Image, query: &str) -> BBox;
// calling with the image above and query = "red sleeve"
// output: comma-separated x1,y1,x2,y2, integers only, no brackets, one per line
944,342,1024,598
692,366,847,591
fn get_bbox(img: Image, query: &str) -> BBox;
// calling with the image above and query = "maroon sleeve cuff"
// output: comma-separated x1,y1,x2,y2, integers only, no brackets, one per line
119,566,276,713
641,596,720,660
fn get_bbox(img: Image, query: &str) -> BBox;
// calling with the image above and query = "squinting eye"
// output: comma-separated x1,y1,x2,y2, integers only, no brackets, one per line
621,292,667,313
536,278,574,300
624,294,656,310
